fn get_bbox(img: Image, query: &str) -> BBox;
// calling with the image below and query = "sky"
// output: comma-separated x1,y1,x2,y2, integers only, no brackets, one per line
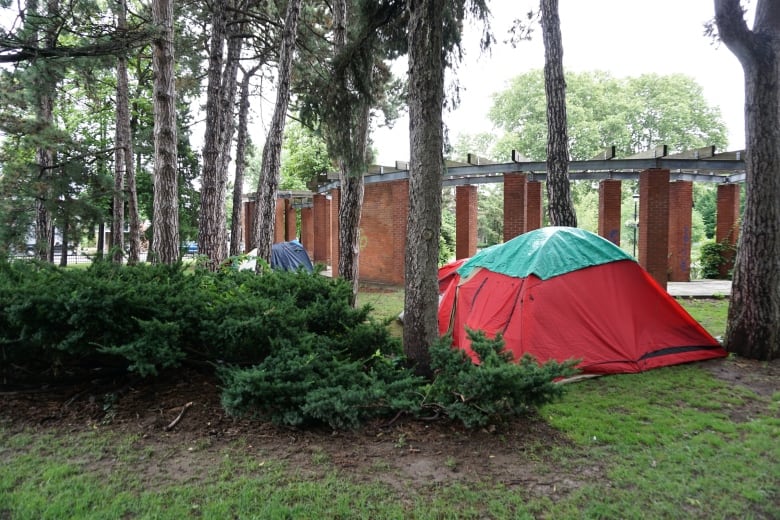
372,0,748,166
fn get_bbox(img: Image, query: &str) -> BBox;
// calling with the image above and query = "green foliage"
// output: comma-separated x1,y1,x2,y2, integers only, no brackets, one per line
0,259,386,383
698,240,735,279
219,334,424,430
280,120,332,190
488,70,728,161
423,331,579,428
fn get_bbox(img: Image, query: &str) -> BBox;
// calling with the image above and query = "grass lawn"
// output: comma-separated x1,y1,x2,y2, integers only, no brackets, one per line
2,290,778,519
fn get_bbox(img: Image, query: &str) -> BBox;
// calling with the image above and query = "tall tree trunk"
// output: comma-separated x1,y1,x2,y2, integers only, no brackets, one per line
230,64,260,257
111,0,127,264
115,0,141,265
198,0,229,269
254,0,303,267
150,0,179,264
541,0,576,227
404,0,444,376
216,16,242,259
715,0,780,360
332,0,369,306
30,0,56,262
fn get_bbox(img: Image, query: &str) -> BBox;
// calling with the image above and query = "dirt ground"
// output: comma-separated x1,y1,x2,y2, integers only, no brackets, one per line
1,355,777,497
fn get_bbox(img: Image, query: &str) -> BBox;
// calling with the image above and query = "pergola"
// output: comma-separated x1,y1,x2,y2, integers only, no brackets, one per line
243,145,746,289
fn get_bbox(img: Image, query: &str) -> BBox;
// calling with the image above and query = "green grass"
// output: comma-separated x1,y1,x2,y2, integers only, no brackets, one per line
678,298,729,338
4,294,775,519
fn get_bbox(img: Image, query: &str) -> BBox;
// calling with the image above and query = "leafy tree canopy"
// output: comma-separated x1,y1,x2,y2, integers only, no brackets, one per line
486,70,728,161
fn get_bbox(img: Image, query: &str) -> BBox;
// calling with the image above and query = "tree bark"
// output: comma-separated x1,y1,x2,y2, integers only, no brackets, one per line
198,0,229,269
115,0,141,265
715,0,780,360
150,0,179,264
230,65,260,257
331,0,369,306
30,0,56,262
254,0,303,268
404,0,444,376
541,0,576,227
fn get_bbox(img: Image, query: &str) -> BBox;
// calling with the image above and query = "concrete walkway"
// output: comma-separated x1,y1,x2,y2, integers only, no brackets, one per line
666,280,732,298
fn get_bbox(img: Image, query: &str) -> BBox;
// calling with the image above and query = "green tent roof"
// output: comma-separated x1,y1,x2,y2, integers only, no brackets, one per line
457,227,635,281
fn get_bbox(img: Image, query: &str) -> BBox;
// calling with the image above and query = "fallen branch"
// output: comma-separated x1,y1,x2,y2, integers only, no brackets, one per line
164,401,193,432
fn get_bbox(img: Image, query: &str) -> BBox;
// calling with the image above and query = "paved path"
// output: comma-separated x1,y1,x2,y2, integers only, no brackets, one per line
666,280,731,298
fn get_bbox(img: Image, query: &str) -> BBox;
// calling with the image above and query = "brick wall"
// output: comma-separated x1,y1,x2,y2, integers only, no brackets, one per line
668,181,693,282
359,180,408,285
285,199,297,241
243,200,256,253
330,188,341,273
503,173,526,241
455,185,478,259
598,179,622,245
525,180,544,231
716,183,741,277
312,194,332,265
300,206,314,257
274,199,285,243
639,169,670,288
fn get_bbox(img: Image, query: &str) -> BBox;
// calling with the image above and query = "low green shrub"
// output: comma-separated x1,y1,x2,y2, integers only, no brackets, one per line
699,240,735,279
422,330,580,428
0,259,378,384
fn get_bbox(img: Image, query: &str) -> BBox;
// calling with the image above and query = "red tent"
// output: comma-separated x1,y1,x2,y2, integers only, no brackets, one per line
438,227,726,374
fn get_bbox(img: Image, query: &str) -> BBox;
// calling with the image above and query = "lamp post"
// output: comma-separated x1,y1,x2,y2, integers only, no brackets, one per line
632,192,640,258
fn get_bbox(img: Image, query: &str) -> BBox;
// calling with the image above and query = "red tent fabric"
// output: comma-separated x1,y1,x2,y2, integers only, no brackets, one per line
438,230,726,374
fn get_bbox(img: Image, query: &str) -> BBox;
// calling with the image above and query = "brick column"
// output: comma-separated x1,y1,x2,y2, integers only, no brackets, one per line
716,183,741,278
455,185,478,259
313,194,332,265
330,188,341,275
525,181,544,232
300,206,314,257
359,179,408,285
598,179,622,245
503,173,527,241
668,181,693,282
274,199,285,243
638,168,670,289
285,199,297,241
243,200,256,253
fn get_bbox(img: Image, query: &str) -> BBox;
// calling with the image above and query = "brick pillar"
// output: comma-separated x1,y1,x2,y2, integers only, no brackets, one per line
503,173,527,241
638,168,670,289
668,181,693,282
313,194,332,265
455,185,478,259
243,200,256,253
716,183,741,278
285,199,297,241
330,188,341,275
274,199,285,243
525,181,544,232
598,179,622,246
300,206,314,257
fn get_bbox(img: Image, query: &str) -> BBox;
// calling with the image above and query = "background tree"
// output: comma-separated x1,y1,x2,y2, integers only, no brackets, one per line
254,0,303,267
714,0,780,360
540,0,576,226
488,70,728,160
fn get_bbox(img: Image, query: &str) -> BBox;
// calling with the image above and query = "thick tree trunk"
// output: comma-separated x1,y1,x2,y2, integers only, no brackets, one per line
150,0,179,264
230,65,260,257
198,0,228,269
254,0,303,268
31,0,56,262
715,0,780,360
541,0,576,227
404,0,444,376
331,0,369,306
115,0,141,265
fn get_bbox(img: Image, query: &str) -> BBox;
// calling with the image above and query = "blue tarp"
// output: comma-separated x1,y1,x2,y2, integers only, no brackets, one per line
270,240,314,272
